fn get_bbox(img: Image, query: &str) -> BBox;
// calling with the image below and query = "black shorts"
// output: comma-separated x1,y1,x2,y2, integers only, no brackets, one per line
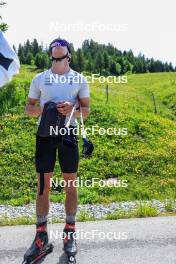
35,134,79,173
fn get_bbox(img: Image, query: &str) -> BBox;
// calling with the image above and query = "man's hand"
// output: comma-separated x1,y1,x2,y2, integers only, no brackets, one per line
25,98,42,117
57,101,74,116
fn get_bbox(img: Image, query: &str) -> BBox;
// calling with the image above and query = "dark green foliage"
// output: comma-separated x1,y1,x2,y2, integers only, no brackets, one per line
76,48,85,72
17,39,175,73
35,52,49,69
26,52,34,65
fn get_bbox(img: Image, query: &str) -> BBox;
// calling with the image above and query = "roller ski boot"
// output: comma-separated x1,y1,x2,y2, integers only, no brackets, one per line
63,224,77,264
22,222,53,264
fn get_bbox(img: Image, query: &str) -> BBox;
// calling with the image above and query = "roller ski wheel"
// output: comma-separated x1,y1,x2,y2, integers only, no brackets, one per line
67,254,76,264
63,224,77,264
22,222,53,264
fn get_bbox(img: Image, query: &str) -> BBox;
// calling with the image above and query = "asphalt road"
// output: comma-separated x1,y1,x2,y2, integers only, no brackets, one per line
0,216,176,264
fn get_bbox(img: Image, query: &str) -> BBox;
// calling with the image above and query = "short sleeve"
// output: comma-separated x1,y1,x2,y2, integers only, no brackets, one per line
78,76,89,98
28,76,40,99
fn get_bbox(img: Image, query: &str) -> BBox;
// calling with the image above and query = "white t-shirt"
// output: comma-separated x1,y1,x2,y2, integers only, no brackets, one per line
28,68,89,126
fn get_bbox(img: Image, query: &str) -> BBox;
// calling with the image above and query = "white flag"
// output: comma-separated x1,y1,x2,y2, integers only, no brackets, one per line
0,30,20,87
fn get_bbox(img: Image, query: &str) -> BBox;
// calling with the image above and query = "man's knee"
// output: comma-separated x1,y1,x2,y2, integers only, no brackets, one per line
62,173,77,193
62,172,77,180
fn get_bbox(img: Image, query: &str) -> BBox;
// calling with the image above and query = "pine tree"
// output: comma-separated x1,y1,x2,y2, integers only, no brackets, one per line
116,63,121,75
70,53,77,70
32,39,40,57
110,61,117,75
169,62,174,72
26,52,34,65
76,49,85,72
24,39,31,55
41,53,49,69
18,44,25,64
104,52,110,70
35,53,43,68
95,52,104,74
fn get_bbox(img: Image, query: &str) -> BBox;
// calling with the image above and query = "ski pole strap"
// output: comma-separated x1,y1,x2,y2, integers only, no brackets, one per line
80,106,86,139
65,104,87,139
39,172,44,195
65,104,76,128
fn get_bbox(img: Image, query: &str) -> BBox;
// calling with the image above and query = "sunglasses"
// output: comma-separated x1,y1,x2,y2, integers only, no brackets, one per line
51,52,70,62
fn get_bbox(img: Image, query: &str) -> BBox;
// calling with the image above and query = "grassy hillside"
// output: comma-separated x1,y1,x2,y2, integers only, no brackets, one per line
0,65,176,205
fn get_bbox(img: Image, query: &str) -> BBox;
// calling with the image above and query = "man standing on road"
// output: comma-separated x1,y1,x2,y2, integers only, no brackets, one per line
23,38,90,263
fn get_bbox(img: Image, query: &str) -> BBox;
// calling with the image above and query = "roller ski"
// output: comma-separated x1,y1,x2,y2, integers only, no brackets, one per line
63,224,77,264
22,222,53,264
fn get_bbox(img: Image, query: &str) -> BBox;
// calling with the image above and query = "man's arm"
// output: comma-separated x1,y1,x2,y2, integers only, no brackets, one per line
74,97,90,119
25,98,42,117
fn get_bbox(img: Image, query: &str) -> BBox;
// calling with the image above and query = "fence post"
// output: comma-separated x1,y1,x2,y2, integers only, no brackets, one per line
106,84,109,103
151,92,157,114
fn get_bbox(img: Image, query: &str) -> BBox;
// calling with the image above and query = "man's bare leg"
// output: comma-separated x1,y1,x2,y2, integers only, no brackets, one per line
62,172,78,258
63,172,78,224
36,172,53,223
22,173,54,262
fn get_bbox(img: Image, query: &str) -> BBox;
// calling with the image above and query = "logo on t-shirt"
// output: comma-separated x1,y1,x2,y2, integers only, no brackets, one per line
44,76,52,86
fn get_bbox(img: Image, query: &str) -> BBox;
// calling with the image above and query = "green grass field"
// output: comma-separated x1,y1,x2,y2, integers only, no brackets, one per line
0,65,176,205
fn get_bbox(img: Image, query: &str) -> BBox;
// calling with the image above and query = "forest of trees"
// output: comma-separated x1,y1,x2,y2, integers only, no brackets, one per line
16,38,176,75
